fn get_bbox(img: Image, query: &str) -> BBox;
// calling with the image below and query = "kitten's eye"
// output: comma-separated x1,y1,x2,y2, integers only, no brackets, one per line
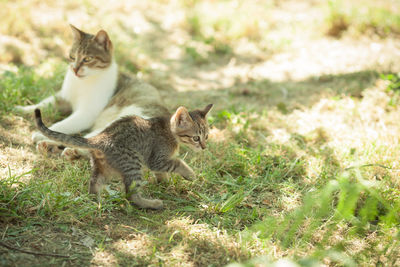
69,55,75,61
83,56,93,62
192,136,200,142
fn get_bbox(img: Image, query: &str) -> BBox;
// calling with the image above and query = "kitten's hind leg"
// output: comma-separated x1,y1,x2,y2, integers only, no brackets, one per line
88,155,107,198
154,172,168,183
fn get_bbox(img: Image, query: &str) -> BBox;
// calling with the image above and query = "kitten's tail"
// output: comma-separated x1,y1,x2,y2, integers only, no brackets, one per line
34,109,95,149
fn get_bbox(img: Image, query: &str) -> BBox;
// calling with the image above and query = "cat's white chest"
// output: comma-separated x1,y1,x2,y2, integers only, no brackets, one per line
60,63,118,111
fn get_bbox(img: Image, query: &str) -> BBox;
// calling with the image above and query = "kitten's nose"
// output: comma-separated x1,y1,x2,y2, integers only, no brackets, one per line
200,142,206,150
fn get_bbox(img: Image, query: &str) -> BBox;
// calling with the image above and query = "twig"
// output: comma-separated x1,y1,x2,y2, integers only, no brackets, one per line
344,164,391,171
0,241,71,258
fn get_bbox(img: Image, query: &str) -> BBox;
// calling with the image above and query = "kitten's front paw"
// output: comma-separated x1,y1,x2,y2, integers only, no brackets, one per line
32,131,47,143
14,105,36,115
182,168,196,181
37,140,64,155
129,194,164,210
62,148,82,161
147,199,164,210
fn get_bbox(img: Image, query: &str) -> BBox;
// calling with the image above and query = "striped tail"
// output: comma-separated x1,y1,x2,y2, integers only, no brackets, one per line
34,109,95,149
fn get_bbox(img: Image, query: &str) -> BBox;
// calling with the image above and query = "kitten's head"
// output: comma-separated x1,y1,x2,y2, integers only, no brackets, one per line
170,104,213,151
68,25,113,78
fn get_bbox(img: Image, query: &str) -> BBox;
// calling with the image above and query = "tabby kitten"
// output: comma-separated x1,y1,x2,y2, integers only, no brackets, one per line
34,104,213,209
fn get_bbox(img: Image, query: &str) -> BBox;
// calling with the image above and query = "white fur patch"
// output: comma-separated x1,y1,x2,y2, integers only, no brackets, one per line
120,105,149,119
46,61,118,135
87,105,148,138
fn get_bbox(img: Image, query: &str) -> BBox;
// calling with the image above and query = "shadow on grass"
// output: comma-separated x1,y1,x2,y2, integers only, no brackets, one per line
160,70,381,116
0,60,384,267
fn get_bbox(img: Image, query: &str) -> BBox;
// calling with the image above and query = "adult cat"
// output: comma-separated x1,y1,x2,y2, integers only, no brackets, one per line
16,25,168,157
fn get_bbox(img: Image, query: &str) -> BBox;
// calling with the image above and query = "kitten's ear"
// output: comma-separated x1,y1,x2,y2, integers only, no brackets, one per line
94,30,112,51
70,24,85,41
200,104,213,117
171,106,194,130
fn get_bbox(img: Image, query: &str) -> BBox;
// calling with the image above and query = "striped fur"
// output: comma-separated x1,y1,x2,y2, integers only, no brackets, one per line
35,104,213,210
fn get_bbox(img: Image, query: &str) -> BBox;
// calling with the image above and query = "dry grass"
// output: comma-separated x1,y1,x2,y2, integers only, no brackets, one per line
1,0,400,266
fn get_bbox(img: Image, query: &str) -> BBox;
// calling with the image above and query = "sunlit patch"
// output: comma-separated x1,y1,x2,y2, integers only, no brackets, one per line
112,233,153,257
164,244,193,267
165,217,244,265
0,147,35,183
208,127,230,143
268,128,291,144
91,250,118,266
0,117,36,183
35,58,62,78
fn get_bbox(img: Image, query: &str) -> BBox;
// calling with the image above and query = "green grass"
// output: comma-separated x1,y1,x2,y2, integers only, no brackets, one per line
326,0,400,37
0,62,65,115
1,0,400,266
2,75,399,265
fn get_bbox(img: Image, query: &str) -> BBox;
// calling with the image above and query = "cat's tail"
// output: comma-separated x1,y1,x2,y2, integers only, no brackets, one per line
34,109,95,150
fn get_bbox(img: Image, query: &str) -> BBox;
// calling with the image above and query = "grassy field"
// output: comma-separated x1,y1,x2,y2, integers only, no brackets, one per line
1,0,400,266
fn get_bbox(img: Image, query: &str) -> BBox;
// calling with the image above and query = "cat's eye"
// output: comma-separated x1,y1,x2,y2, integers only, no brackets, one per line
192,136,200,142
69,55,75,61
83,56,93,62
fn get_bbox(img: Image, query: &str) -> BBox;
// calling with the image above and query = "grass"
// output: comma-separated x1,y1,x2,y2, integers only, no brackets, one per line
1,0,400,266
326,0,400,38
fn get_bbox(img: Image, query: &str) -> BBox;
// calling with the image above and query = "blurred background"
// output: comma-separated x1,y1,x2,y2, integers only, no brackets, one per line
1,0,399,88
1,0,400,113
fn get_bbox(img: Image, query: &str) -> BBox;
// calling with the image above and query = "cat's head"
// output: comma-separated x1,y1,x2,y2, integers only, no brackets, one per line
68,25,113,78
170,104,213,151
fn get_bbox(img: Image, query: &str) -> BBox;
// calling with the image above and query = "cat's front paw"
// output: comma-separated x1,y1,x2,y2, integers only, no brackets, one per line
14,105,36,115
36,140,64,155
62,148,82,161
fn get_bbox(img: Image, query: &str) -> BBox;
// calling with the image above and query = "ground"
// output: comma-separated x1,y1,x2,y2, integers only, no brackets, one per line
1,0,400,266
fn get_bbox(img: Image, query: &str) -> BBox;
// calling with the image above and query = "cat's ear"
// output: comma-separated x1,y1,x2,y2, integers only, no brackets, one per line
70,24,85,41
200,104,213,117
171,106,194,130
94,30,112,51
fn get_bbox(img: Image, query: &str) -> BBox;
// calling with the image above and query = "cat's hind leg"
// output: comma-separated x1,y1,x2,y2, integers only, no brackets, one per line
61,129,103,160
36,140,65,155
62,147,91,160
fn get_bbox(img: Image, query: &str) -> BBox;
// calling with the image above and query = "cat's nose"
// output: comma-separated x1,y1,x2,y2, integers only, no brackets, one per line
73,67,79,75
200,142,206,150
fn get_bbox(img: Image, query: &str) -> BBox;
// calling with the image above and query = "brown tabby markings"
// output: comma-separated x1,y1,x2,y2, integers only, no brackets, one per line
69,25,112,72
34,104,213,210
